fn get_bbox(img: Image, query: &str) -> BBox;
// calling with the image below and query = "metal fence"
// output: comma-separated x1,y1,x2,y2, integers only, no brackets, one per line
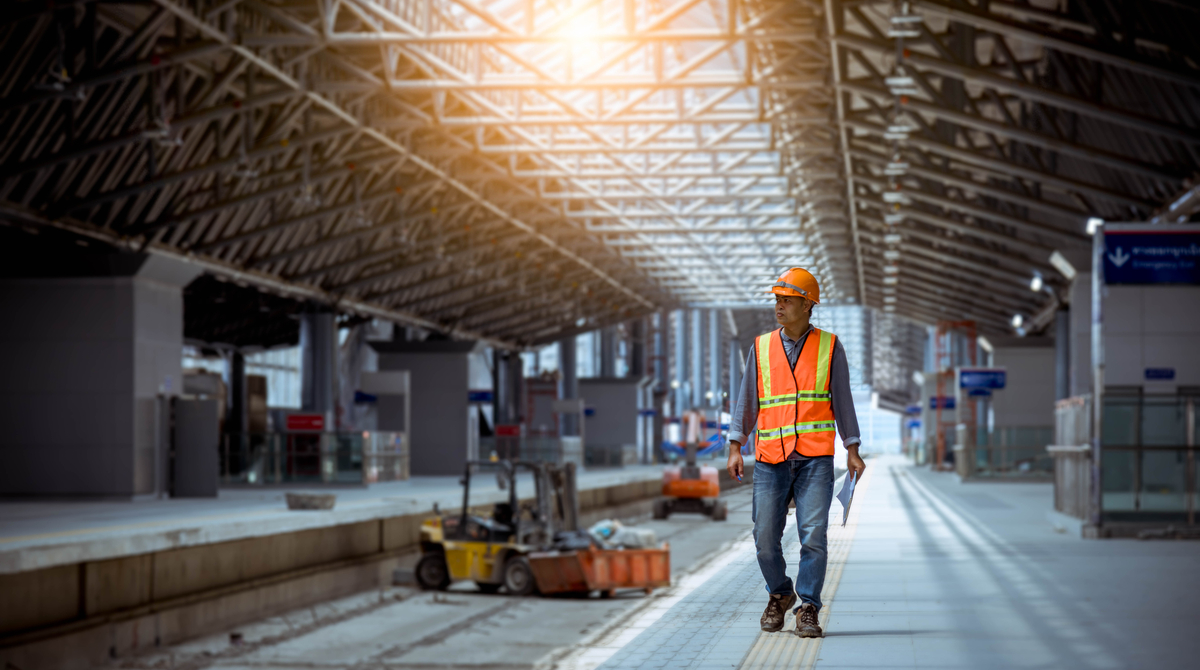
220,431,408,485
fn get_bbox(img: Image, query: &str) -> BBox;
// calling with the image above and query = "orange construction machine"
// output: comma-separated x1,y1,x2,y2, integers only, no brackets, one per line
654,410,727,521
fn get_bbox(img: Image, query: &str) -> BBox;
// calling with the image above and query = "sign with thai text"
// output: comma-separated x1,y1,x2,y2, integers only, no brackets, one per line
1104,224,1200,285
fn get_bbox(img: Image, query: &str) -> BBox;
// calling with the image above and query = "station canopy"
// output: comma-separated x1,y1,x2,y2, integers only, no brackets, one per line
1,0,1197,346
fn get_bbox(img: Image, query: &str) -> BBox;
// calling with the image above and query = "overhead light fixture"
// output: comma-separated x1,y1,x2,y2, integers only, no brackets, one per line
884,160,910,176
1049,250,1077,281
884,233,903,245
1029,272,1044,292
1086,217,1104,235
884,250,901,261
884,213,905,225
884,304,897,312
1011,314,1024,329
884,296,898,304
883,192,910,204
671,380,681,389
883,276,899,285
884,265,900,275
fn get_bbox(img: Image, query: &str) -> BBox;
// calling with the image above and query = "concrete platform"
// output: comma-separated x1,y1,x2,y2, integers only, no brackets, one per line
0,465,668,574
1,463,723,669
576,455,1200,670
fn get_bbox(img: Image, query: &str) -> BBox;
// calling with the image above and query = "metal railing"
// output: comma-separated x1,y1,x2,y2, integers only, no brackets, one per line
220,431,408,485
973,426,1055,476
1102,446,1197,524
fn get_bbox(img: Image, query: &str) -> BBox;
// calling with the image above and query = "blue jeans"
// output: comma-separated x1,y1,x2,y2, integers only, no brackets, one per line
751,457,834,611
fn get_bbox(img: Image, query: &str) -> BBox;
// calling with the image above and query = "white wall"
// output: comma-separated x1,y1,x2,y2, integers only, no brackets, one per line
991,343,1056,427
375,343,477,476
1071,275,1200,395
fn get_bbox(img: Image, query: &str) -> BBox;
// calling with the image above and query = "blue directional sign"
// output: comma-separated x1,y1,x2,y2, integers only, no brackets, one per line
959,368,1006,389
1104,225,1200,285
967,388,993,398
467,390,494,403
929,396,956,410
1145,368,1176,380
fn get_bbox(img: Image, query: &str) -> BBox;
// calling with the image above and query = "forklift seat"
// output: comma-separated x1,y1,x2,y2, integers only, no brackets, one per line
492,502,515,529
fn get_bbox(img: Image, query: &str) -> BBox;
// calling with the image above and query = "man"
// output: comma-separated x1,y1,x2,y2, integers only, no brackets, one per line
726,267,867,638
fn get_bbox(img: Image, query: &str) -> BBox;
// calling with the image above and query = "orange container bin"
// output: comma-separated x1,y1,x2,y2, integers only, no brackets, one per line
528,543,671,596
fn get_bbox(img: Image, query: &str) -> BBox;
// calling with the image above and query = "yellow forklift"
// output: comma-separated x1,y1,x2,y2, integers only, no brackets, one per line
414,459,580,595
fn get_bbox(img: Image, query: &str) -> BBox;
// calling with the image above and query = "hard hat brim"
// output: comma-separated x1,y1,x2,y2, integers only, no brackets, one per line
767,286,819,303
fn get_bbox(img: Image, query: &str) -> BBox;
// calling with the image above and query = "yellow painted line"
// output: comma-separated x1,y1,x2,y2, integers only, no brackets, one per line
737,463,873,669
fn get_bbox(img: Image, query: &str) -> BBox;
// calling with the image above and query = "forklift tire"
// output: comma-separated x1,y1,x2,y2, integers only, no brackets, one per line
415,553,451,591
652,499,669,519
711,501,728,521
503,555,537,596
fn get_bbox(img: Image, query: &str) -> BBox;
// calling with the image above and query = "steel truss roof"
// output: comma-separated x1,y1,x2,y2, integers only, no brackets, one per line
0,0,1197,347
826,0,1200,331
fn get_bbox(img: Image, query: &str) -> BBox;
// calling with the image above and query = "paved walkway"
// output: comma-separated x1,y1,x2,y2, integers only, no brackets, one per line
559,456,1200,670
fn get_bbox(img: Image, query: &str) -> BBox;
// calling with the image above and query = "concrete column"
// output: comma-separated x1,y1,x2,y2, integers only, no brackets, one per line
729,339,742,411
691,309,703,408
559,336,578,436
1055,308,1070,401
227,350,247,435
599,327,616,377
673,309,686,417
708,310,720,406
0,255,201,497
653,311,666,389
630,319,646,377
300,310,336,426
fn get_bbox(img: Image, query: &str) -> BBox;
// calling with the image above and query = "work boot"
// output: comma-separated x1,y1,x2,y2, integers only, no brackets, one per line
760,592,796,632
795,602,823,638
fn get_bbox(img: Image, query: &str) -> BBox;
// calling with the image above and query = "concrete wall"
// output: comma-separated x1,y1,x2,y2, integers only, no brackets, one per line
580,378,640,449
990,339,1056,427
1070,276,1200,395
0,272,189,497
373,342,481,475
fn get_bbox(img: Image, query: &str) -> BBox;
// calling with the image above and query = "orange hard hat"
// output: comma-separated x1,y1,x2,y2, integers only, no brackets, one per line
767,267,820,304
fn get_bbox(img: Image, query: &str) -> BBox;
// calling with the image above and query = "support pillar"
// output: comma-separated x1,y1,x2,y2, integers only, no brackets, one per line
629,319,646,377
673,309,687,417
559,336,578,436
600,327,616,377
729,339,742,411
691,309,703,408
227,350,247,435
1055,308,1070,401
708,310,720,407
300,310,336,427
0,255,201,497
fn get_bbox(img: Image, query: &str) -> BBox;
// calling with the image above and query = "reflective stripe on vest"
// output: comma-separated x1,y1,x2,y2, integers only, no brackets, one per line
757,421,837,440
753,327,838,462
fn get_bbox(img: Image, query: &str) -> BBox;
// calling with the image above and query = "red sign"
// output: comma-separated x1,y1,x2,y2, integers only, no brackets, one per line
495,424,521,437
286,414,325,432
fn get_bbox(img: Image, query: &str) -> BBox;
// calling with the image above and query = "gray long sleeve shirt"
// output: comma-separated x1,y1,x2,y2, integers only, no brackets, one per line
728,325,861,456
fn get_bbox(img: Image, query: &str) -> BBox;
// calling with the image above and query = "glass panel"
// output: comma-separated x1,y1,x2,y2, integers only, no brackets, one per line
1141,397,1185,446
1102,397,1139,446
1102,450,1137,511
1139,449,1187,511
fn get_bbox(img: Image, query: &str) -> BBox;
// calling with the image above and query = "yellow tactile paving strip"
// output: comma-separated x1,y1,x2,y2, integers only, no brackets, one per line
737,463,873,669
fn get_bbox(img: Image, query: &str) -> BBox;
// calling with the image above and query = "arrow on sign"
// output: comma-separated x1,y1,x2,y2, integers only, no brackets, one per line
1108,246,1130,268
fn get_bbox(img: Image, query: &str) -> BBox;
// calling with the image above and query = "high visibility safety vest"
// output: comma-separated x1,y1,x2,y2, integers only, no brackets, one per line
754,327,838,463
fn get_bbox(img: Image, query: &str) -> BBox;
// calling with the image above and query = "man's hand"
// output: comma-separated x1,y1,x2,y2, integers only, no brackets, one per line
846,445,866,481
727,441,744,480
